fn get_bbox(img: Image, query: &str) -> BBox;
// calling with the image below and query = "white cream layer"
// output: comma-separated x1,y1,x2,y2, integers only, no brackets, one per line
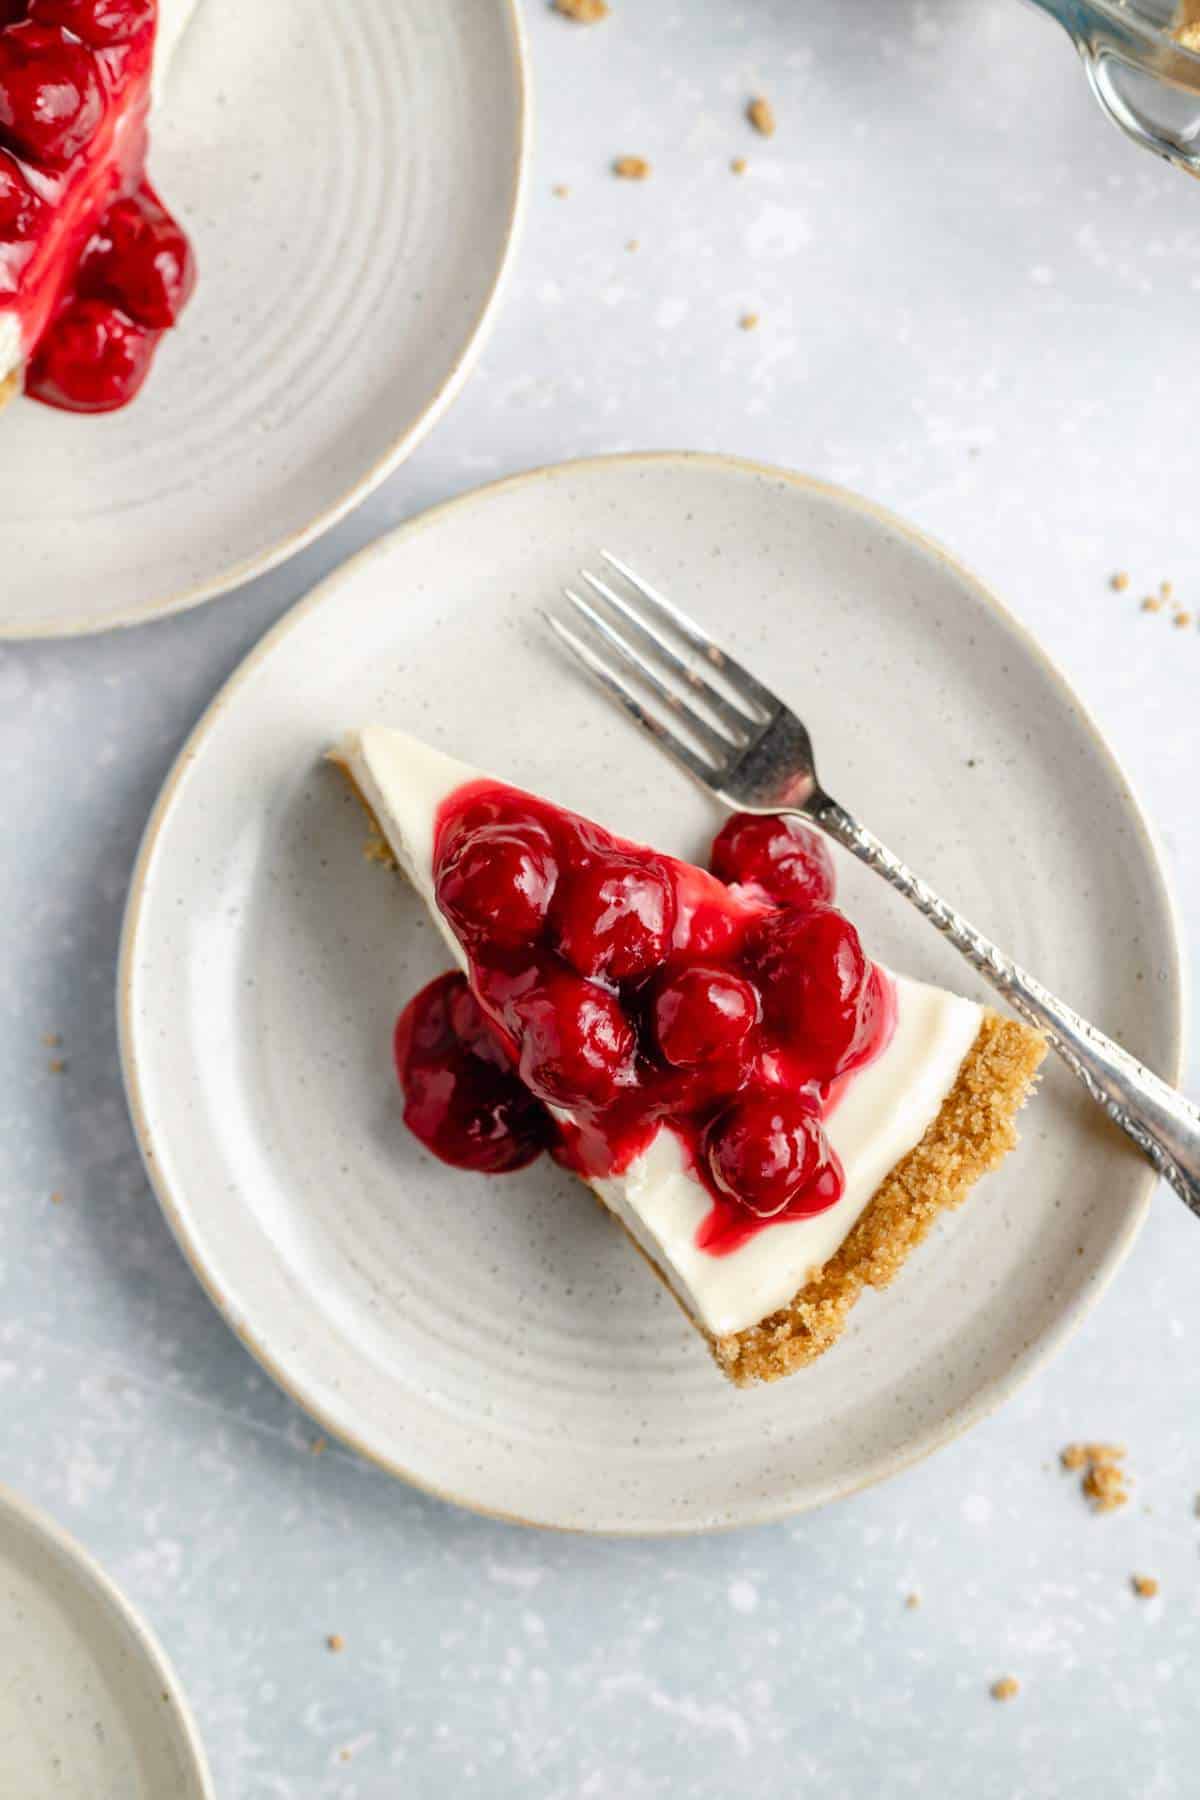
337,727,983,1338
0,313,20,390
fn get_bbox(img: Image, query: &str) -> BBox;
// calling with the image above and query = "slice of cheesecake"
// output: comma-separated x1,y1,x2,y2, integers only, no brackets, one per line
332,727,1045,1386
0,0,198,414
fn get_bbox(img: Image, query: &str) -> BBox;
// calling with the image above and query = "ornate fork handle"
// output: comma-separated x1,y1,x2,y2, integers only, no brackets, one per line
815,798,1200,1219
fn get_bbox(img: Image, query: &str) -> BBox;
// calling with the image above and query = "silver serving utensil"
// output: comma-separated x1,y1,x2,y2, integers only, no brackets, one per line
545,551,1200,1216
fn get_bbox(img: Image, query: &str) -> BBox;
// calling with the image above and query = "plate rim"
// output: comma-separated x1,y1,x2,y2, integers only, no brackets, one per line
117,449,1188,1535
0,1482,216,1797
0,0,531,643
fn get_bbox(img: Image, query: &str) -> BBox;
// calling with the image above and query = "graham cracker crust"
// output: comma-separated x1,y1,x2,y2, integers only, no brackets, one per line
0,368,19,413
706,1011,1046,1384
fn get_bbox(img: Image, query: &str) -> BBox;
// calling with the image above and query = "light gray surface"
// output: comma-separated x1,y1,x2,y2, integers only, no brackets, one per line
2,0,1198,1793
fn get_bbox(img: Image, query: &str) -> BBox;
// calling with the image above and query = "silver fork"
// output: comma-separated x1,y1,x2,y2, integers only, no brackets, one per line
545,551,1200,1218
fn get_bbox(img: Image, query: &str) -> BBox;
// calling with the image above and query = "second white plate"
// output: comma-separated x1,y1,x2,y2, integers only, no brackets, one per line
0,1486,212,1799
119,453,1183,1533
0,0,527,637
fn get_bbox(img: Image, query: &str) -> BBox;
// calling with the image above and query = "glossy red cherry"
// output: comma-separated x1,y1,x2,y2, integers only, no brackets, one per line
28,0,154,45
513,967,635,1108
82,190,196,329
436,817,557,951
0,145,39,238
704,1091,833,1217
394,973,550,1174
753,904,876,1080
0,22,103,167
553,856,675,982
653,965,758,1070
710,812,835,910
25,297,153,410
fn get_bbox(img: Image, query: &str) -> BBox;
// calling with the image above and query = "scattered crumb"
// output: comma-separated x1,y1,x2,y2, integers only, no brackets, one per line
50,1191,63,1206
1110,571,1130,592
625,238,639,252
327,1634,345,1653
990,1676,1020,1703
747,96,776,137
1132,1574,1159,1598
905,1592,921,1610
1061,1442,1130,1511
1173,611,1192,629
47,1058,66,1075
613,155,650,180
310,1436,328,1456
730,156,747,175
1160,579,1174,600
553,0,608,20
552,183,569,198
1141,596,1162,614
42,1032,62,1048
739,311,759,331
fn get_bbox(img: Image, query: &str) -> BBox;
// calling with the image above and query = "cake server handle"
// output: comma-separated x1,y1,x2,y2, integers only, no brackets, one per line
816,799,1200,1220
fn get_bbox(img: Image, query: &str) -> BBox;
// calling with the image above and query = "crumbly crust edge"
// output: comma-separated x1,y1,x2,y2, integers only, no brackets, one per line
650,1011,1046,1385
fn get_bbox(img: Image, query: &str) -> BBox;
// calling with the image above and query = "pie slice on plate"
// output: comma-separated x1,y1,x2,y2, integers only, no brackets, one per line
333,727,1046,1386
0,0,198,415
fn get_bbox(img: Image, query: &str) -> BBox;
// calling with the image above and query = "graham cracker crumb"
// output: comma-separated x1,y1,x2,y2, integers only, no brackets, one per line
364,829,396,869
1132,1574,1159,1598
747,96,776,137
1173,611,1192,629
1141,597,1162,614
310,1436,328,1456
905,1592,921,1610
990,1676,1020,1703
48,1058,66,1074
1160,579,1174,599
1110,571,1129,592
552,183,569,198
1061,1443,1130,1512
739,312,759,331
626,238,639,252
553,0,608,20
711,1014,1046,1385
50,1191,63,1205
327,1634,345,1653
42,1032,62,1048
613,155,650,180
730,156,747,175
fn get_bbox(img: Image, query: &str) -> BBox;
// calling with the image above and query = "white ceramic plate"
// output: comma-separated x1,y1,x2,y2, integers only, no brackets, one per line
0,0,527,638
0,1485,213,1798
119,453,1184,1534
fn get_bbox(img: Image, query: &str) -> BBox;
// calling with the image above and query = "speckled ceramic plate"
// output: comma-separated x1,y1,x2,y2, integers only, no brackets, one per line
118,453,1184,1533
0,0,527,639
0,1485,213,1798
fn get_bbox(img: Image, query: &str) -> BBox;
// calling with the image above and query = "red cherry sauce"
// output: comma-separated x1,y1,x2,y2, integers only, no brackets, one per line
0,1,195,413
395,785,896,1254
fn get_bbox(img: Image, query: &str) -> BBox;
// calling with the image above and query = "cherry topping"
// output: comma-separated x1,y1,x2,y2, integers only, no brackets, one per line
25,296,153,410
711,812,835,911
653,964,757,1070
394,972,551,1174
82,189,196,329
512,967,635,1108
0,145,39,238
0,22,103,168
704,1092,833,1218
553,856,675,982
753,904,878,1081
436,817,557,951
28,0,153,45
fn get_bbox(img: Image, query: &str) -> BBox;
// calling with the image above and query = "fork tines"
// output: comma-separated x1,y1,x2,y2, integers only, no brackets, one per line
545,551,776,785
